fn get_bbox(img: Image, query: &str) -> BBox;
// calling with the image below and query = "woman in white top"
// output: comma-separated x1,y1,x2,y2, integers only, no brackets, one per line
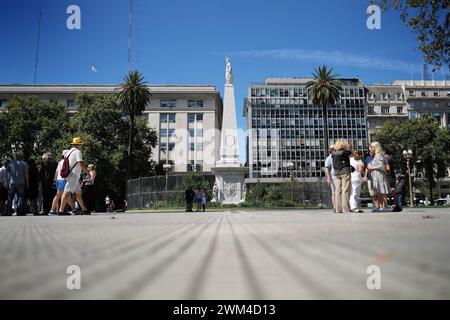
350,151,364,213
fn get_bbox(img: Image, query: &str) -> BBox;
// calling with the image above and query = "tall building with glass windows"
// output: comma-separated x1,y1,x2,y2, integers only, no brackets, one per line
244,77,368,183
0,84,223,173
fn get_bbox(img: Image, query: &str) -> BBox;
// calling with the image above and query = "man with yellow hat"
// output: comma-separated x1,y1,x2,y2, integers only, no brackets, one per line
58,137,89,215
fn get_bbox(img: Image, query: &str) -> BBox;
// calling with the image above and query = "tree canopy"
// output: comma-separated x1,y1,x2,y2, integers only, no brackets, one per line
374,115,450,203
0,96,69,160
373,0,449,69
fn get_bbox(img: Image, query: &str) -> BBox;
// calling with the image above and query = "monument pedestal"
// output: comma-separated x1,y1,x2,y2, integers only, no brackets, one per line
212,166,248,204
212,167,248,204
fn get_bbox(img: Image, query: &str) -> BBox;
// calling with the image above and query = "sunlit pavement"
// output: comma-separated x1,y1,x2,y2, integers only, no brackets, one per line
0,208,449,299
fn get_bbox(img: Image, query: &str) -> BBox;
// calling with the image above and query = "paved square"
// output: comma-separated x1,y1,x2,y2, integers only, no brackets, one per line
0,208,449,299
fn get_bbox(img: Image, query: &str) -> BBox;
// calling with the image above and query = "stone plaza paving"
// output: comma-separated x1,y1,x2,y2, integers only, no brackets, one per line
0,208,449,299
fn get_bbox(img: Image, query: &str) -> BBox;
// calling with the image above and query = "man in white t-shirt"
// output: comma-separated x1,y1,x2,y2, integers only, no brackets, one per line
58,137,89,215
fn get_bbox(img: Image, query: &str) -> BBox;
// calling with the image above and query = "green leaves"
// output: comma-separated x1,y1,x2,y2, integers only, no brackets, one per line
0,96,69,160
306,65,343,107
375,115,450,202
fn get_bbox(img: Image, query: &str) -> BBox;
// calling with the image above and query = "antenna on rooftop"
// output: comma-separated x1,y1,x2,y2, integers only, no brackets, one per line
33,11,42,84
128,0,133,72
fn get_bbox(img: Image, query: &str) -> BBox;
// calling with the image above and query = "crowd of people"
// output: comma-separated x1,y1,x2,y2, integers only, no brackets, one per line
0,137,96,216
325,139,406,213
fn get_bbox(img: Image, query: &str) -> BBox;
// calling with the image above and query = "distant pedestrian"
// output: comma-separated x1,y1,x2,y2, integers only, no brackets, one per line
350,151,364,213
0,159,9,215
82,164,96,212
201,189,207,212
383,148,396,206
196,188,202,212
7,151,29,216
394,173,406,211
332,139,353,213
39,153,57,215
364,145,377,209
185,186,195,212
27,158,39,215
324,144,336,211
105,195,111,212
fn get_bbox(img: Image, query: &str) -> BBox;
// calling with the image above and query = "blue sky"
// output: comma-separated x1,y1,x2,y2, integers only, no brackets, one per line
0,0,445,162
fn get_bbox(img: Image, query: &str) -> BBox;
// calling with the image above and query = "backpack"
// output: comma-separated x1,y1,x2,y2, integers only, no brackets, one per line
60,150,76,179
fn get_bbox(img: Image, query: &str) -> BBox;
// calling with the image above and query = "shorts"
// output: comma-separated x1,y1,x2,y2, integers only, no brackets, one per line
64,174,81,193
329,177,336,195
56,179,66,193
367,180,375,197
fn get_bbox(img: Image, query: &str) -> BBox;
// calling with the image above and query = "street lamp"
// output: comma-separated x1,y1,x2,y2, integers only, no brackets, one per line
287,161,295,202
403,149,414,208
163,163,172,191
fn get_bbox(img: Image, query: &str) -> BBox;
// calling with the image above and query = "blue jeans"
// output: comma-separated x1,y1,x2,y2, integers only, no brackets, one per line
8,184,26,215
396,193,403,209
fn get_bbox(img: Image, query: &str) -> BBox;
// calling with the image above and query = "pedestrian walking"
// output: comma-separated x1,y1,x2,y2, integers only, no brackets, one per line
350,151,364,213
49,150,72,215
185,186,195,212
39,153,57,215
332,139,353,213
7,151,29,216
58,138,89,215
367,142,390,212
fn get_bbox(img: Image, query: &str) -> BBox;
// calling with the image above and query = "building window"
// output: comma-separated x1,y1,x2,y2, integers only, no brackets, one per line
187,160,203,172
188,100,204,108
396,93,403,100
433,92,439,97
160,142,175,151
190,143,203,151
409,90,415,97
160,100,176,107
368,106,375,114
160,113,176,123
433,112,441,123
160,128,176,137
409,101,416,108
67,100,76,109
410,111,418,119
0,99,8,109
381,106,389,114
421,91,427,97
188,113,203,123
433,102,441,108
397,106,403,114
421,101,428,108
188,129,203,137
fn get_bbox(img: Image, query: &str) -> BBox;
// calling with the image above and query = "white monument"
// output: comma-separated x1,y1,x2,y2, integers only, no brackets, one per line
212,57,248,204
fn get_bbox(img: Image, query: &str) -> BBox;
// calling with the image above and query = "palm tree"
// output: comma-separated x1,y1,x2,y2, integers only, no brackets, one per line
305,65,343,154
117,70,152,178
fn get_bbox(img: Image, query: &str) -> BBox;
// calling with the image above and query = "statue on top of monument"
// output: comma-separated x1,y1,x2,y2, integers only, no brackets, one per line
226,57,233,85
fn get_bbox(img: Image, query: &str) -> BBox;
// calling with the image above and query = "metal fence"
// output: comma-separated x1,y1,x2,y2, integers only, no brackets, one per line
126,174,215,209
126,174,332,209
